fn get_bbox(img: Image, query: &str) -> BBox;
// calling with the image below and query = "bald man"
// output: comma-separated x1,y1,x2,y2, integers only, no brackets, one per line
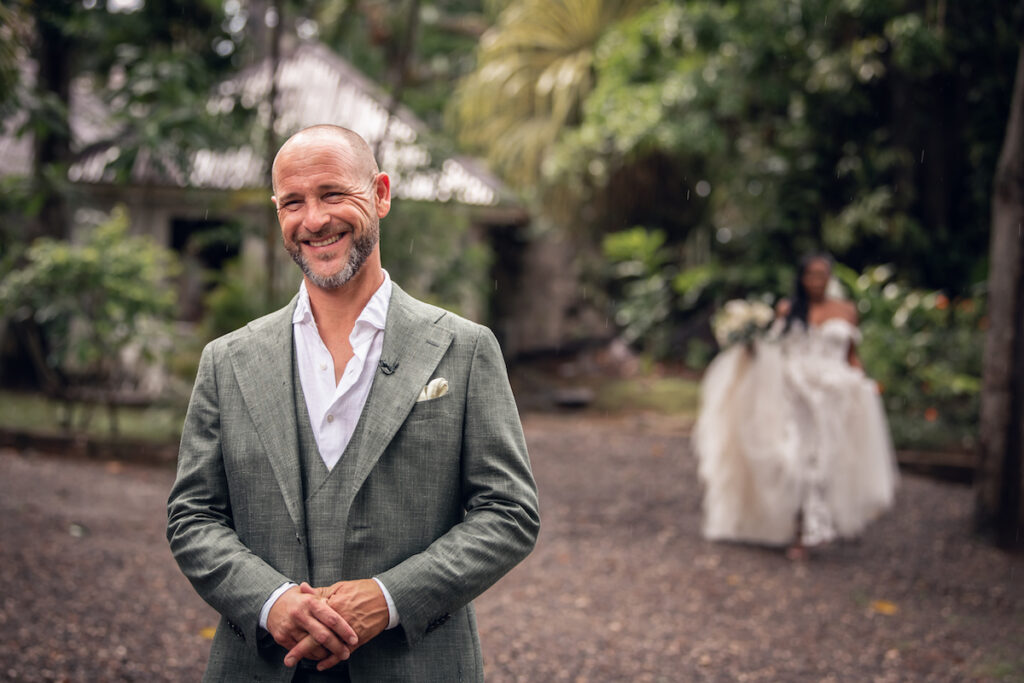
167,125,540,683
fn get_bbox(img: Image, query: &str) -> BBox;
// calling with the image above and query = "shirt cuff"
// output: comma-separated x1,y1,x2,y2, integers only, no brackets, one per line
259,581,298,631
373,577,400,629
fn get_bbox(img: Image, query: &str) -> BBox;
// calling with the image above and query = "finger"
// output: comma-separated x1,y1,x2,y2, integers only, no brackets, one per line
309,599,359,646
294,610,354,660
302,582,331,600
284,634,345,668
291,637,329,663
288,633,328,660
317,652,346,672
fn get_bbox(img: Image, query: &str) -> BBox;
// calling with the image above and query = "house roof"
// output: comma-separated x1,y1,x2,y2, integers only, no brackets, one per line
2,42,511,208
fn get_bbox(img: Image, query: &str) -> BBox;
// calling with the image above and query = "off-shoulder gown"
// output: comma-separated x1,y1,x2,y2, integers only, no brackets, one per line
694,318,898,545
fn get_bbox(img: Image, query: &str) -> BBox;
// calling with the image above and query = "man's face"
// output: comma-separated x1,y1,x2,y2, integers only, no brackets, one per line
272,140,390,290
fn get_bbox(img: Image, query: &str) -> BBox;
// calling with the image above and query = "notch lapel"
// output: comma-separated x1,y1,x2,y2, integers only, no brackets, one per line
349,285,453,493
228,302,306,535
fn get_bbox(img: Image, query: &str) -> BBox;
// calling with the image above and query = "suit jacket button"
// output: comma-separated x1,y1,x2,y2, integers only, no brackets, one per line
426,613,450,633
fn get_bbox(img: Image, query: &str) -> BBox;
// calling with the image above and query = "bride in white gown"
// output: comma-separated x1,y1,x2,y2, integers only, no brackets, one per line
694,254,898,558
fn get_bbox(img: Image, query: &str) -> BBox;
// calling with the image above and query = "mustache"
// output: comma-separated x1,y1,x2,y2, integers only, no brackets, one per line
295,227,352,243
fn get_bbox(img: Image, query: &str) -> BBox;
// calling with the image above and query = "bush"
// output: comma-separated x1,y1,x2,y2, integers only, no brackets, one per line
834,263,983,452
0,205,181,432
602,227,676,357
603,226,791,363
199,249,296,341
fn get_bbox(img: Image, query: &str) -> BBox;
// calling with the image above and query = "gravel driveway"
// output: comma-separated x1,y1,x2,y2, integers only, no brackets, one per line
1,412,1020,682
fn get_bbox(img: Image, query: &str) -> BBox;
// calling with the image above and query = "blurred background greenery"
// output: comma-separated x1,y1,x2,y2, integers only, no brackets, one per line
0,0,1020,462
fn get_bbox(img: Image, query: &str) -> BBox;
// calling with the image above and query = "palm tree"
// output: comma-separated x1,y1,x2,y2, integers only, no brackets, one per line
450,0,649,190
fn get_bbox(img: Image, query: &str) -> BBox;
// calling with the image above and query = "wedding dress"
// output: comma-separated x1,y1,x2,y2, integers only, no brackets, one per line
694,318,898,546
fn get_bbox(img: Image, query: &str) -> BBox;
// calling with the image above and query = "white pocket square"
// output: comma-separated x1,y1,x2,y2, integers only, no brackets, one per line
417,377,449,402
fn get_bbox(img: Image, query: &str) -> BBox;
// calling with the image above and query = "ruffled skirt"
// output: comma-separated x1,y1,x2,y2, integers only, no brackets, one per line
693,342,898,545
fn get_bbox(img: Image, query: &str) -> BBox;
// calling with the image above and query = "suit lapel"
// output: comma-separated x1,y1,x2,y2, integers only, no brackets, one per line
349,284,453,493
228,300,306,535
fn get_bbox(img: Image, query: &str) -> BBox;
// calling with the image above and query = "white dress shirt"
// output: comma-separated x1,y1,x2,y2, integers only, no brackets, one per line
259,273,399,632
293,274,391,471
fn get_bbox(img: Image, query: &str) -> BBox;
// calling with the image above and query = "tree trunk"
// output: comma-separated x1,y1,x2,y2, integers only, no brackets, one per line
976,39,1024,550
30,5,73,241
375,0,421,166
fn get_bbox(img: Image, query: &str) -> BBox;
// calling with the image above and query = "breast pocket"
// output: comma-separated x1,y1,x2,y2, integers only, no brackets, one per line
405,394,455,424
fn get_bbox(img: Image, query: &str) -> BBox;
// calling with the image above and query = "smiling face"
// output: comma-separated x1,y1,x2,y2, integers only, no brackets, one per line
272,129,391,291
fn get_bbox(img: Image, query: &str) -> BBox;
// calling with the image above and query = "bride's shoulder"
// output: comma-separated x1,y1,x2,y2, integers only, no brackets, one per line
828,298,859,325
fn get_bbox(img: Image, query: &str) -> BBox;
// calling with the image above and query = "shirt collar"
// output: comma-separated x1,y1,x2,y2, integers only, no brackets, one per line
292,270,392,332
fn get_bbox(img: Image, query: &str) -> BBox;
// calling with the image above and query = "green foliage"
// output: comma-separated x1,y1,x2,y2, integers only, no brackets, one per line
533,0,1018,293
603,225,791,360
200,249,297,342
833,263,984,451
381,199,492,320
449,0,652,190
313,1,491,130
0,205,181,398
602,226,675,356
0,4,21,120
0,388,182,444
3,0,256,212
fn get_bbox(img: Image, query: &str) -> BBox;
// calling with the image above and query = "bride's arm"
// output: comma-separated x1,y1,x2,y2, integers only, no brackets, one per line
844,301,863,369
847,342,863,369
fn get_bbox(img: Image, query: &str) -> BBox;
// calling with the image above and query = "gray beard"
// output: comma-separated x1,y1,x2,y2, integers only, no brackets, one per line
287,225,378,290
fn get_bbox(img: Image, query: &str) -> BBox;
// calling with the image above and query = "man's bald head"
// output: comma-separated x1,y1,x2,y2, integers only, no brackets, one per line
271,125,380,195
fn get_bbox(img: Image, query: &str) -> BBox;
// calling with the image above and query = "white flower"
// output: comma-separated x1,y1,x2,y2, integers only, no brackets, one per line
750,301,774,327
712,298,774,348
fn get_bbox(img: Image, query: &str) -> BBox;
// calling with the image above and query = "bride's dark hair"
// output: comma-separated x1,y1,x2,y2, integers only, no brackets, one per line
784,252,834,334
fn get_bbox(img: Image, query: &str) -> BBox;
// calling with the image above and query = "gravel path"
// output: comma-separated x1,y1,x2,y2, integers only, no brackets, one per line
1,412,1021,682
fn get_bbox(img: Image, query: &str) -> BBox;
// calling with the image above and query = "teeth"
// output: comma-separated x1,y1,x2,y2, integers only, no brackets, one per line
308,234,342,247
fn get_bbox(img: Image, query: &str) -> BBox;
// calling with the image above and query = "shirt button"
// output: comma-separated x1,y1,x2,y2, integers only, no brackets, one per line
320,363,327,371
326,414,335,423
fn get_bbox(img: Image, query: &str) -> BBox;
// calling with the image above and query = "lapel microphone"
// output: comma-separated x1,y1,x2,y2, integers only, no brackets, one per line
378,359,399,375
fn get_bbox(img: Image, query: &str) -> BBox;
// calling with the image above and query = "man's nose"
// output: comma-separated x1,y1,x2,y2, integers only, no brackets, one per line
302,199,331,232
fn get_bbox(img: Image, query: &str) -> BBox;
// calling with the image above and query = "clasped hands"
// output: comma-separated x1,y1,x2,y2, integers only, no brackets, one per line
266,578,390,672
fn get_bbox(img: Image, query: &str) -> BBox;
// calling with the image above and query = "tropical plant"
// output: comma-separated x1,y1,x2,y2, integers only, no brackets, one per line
541,0,1017,293
450,0,651,190
602,226,675,356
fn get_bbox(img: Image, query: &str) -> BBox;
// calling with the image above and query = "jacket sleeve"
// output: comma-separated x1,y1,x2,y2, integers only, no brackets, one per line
166,341,293,651
375,326,541,644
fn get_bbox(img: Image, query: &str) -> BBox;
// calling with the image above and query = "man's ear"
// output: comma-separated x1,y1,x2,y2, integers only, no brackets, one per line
374,173,392,218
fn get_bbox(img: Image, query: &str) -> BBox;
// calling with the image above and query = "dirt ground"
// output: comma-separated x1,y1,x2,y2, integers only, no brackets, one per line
0,411,1021,682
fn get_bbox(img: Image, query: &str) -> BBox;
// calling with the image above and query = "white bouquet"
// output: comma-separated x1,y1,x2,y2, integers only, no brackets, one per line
711,298,775,348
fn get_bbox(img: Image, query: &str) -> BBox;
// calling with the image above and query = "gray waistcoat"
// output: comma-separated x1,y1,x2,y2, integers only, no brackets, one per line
293,348,370,586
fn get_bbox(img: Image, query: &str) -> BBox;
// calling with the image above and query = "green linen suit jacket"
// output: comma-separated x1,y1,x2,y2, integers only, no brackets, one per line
167,283,540,682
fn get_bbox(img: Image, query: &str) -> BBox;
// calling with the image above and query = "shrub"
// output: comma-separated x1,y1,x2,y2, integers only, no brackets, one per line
0,205,181,431
834,263,983,452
